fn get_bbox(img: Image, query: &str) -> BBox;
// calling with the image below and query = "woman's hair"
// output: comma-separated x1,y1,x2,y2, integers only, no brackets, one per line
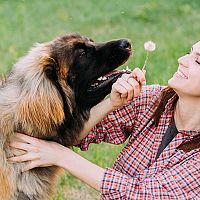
153,86,178,126
154,41,200,126
155,86,200,152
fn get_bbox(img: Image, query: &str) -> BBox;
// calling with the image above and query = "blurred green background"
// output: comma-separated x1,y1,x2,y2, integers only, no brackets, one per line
0,0,200,199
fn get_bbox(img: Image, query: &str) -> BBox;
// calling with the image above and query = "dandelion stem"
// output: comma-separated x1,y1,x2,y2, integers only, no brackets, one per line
142,51,149,71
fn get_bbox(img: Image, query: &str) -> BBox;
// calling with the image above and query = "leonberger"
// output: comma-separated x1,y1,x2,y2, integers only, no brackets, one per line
0,33,132,200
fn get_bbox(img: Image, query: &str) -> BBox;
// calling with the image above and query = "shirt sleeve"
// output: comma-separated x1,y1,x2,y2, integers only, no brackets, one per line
100,153,200,199
78,85,164,151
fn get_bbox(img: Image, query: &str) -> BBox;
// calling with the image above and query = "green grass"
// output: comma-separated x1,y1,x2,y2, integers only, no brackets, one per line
0,0,200,199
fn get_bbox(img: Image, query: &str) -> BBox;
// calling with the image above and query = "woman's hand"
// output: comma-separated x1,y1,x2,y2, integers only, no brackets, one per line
8,133,65,171
8,133,105,191
110,67,146,108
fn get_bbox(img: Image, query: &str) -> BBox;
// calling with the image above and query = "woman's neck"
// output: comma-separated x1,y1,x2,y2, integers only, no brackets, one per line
175,97,200,131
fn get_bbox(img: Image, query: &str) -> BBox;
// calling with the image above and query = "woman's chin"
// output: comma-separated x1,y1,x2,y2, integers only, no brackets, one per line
168,77,175,88
168,78,181,95
168,75,182,89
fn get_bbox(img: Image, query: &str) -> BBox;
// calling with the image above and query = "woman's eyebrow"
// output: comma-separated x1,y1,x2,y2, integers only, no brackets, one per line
196,51,200,56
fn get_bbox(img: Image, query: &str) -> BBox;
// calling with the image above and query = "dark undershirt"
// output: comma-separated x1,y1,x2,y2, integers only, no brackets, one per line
155,118,179,161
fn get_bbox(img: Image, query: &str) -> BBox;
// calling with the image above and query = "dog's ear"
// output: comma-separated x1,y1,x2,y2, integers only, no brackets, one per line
43,57,74,120
43,57,58,81
15,76,65,134
15,53,73,134
43,57,69,82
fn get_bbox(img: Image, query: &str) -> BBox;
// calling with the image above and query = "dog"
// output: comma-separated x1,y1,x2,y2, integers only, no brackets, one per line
0,33,132,200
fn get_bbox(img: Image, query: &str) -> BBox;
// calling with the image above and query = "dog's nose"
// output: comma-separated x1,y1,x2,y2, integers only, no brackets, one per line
119,39,131,49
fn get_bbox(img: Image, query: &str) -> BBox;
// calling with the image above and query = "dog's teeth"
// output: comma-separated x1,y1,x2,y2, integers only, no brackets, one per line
91,75,108,88
98,76,107,81
97,76,103,81
91,83,99,87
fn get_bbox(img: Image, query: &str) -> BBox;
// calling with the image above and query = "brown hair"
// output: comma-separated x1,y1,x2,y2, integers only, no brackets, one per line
153,86,200,152
153,86,178,126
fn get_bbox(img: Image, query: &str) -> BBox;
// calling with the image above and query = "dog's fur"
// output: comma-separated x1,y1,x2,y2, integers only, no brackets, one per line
0,33,131,200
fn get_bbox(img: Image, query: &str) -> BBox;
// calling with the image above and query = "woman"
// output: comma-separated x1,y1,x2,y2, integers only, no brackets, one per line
8,41,200,199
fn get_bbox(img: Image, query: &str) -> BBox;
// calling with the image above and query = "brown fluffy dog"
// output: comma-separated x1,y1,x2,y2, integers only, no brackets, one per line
0,33,132,200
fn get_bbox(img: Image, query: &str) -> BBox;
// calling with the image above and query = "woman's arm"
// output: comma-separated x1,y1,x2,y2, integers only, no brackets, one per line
8,134,200,199
74,98,115,144
75,68,146,144
58,146,104,191
8,133,104,191
8,68,145,190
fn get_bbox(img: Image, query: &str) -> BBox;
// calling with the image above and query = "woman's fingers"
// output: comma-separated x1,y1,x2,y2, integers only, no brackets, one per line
132,67,146,85
117,78,134,100
14,133,34,143
8,152,39,163
23,161,41,172
112,82,128,99
10,141,39,152
120,73,131,82
110,67,146,108
14,133,40,146
127,78,142,97
113,74,143,102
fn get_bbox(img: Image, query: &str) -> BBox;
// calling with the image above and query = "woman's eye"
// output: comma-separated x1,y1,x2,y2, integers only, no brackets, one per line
188,51,200,65
195,54,200,65
196,60,200,65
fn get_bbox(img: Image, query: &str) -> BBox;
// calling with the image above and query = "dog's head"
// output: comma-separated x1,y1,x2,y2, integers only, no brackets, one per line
12,33,132,137
47,33,132,109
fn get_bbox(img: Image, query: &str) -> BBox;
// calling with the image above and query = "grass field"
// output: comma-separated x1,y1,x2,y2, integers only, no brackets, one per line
0,0,200,199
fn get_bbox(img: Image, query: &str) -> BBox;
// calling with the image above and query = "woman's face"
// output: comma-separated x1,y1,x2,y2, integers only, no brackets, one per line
168,41,200,97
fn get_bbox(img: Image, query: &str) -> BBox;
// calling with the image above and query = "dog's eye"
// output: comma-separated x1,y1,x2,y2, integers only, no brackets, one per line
89,38,94,42
78,49,86,57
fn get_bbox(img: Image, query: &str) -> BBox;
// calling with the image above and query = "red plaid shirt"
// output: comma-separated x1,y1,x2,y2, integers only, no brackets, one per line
79,85,200,200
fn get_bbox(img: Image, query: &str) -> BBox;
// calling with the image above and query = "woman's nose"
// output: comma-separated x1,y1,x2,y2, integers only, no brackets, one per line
178,54,189,67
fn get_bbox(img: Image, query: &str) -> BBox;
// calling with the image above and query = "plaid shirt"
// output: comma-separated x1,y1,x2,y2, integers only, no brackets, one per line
79,85,200,200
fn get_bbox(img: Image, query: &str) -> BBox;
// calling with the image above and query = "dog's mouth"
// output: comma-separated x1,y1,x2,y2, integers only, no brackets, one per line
87,41,133,95
87,69,131,94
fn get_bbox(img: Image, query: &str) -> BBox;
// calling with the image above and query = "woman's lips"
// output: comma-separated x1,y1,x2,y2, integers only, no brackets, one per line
175,69,188,79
